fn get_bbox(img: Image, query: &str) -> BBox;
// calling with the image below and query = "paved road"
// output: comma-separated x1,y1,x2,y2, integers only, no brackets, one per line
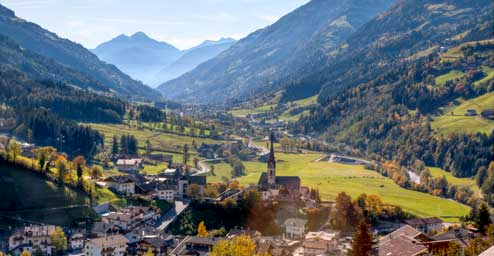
192,158,223,176
156,200,189,231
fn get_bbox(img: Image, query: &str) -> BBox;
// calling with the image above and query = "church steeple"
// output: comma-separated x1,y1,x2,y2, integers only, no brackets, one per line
267,132,276,185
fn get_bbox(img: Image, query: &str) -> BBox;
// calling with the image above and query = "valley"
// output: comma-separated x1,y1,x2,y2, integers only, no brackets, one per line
0,0,492,255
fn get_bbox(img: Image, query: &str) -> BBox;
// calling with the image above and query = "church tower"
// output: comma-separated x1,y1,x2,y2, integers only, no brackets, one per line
267,132,276,185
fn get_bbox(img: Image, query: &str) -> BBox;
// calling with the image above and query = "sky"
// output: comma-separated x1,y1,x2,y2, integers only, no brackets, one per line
0,0,310,50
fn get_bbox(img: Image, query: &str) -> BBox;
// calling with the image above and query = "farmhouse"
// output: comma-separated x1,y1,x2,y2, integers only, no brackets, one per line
84,235,128,256
102,206,160,231
116,158,144,172
105,175,136,195
378,225,430,256
481,109,494,120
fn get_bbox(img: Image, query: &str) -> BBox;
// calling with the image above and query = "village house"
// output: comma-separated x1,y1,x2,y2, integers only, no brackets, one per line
169,236,217,256
226,229,262,240
481,109,494,120
116,158,144,172
90,222,121,238
84,235,128,256
283,218,307,238
104,175,136,195
302,240,328,256
8,225,56,256
102,206,160,231
378,225,430,256
135,236,172,256
465,109,478,116
69,232,85,251
404,217,443,234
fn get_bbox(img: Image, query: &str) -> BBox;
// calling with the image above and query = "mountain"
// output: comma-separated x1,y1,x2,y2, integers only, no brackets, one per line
158,0,395,104
152,38,236,86
292,0,493,179
92,32,182,86
0,4,158,100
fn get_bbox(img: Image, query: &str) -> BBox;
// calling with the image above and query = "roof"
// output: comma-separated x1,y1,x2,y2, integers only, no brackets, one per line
305,231,336,242
303,240,327,250
11,225,56,237
141,236,169,248
116,158,143,165
480,245,494,256
188,175,206,186
186,236,216,246
378,235,427,256
433,228,471,241
91,222,119,234
380,225,423,243
258,172,301,190
405,217,443,226
88,235,128,248
227,229,261,238
283,218,307,228
104,175,136,184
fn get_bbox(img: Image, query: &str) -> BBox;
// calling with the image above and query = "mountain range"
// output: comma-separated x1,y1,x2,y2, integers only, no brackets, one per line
158,0,396,103
92,34,236,87
0,4,157,100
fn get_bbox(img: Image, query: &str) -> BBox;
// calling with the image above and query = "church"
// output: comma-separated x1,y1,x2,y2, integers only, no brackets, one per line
257,133,301,198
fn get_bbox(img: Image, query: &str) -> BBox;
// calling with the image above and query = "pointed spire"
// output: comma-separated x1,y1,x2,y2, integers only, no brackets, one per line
268,132,276,168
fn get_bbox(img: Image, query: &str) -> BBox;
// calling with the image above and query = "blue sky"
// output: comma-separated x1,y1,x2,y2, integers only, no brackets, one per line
0,0,309,50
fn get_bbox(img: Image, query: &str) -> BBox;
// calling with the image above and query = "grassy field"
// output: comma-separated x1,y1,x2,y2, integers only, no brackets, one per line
229,104,277,117
435,70,464,86
428,167,479,194
88,123,224,155
210,152,470,221
431,92,494,135
0,165,95,226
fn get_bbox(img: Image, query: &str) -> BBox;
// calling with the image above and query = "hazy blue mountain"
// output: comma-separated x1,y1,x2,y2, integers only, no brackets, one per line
92,32,182,86
158,0,395,104
152,38,236,86
0,4,157,100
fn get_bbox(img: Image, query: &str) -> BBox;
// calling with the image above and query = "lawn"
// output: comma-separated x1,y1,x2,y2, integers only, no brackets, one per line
214,152,470,222
428,167,479,194
431,92,494,135
435,70,464,86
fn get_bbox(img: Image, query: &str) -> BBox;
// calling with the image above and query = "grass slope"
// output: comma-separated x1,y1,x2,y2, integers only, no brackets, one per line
432,92,494,135
435,70,464,86
0,165,94,226
215,152,469,221
428,167,479,194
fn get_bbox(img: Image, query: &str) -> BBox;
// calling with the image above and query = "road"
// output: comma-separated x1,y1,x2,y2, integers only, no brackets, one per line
156,200,189,231
192,158,223,176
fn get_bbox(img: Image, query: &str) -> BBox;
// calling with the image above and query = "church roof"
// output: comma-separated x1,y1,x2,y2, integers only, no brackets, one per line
258,172,300,190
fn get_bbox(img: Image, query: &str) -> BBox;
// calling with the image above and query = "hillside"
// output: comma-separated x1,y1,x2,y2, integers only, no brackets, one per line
293,0,493,181
158,0,395,103
92,32,182,87
0,165,95,226
0,35,109,93
153,39,236,86
0,4,158,100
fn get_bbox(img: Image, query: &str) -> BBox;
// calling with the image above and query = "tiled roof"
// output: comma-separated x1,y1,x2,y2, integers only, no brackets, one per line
380,225,422,243
104,175,136,183
258,172,301,190
378,235,427,256
88,235,128,248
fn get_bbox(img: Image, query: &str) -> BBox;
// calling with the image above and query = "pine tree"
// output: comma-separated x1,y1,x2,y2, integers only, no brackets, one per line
351,222,373,256
112,135,119,155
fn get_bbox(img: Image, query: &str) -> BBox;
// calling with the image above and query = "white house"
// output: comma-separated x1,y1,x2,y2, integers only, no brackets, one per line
283,218,307,238
104,175,136,195
103,206,160,231
84,235,128,256
116,158,143,172
156,183,177,202
69,232,85,250
8,225,56,256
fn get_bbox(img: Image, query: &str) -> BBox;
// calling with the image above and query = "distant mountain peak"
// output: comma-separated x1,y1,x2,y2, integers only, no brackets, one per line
130,31,152,41
0,4,15,17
